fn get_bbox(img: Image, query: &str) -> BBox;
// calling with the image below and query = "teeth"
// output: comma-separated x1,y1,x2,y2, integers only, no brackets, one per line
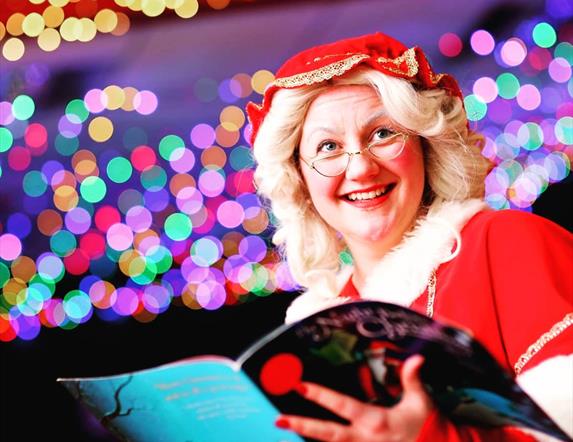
347,186,388,201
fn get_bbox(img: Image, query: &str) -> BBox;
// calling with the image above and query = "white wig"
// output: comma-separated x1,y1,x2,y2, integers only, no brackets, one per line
252,68,491,290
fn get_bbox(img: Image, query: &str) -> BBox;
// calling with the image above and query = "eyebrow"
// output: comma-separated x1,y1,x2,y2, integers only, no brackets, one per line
303,108,390,144
364,109,389,127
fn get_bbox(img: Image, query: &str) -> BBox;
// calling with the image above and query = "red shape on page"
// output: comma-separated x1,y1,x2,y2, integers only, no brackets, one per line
259,353,303,396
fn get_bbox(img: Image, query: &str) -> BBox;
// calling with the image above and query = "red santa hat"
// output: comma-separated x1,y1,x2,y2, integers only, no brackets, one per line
246,32,464,146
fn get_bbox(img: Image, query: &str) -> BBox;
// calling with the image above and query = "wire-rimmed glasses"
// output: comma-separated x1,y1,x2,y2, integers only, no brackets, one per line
299,132,409,177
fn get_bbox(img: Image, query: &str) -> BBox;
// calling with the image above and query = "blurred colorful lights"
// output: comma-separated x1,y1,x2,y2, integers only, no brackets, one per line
1,6,572,343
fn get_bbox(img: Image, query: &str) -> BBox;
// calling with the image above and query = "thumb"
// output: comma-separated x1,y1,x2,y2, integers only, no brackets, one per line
400,354,426,396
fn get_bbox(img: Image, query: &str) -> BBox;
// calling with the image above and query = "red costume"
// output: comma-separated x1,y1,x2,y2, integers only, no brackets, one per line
288,203,573,441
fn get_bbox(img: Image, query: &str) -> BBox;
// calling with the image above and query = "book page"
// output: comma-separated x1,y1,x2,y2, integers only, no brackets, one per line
60,360,303,442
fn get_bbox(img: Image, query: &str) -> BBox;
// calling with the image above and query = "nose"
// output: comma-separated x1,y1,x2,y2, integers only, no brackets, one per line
345,149,380,180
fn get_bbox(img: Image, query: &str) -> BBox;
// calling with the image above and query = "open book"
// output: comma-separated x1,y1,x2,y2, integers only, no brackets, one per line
59,301,571,442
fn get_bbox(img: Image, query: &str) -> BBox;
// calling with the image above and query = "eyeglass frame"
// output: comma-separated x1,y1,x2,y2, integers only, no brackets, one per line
298,132,410,177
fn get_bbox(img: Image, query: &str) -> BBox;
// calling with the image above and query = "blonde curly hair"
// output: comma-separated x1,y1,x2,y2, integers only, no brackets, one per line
252,68,490,290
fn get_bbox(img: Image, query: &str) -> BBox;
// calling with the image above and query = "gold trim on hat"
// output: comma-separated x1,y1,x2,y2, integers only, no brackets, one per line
272,47,426,89
273,54,370,88
376,47,418,77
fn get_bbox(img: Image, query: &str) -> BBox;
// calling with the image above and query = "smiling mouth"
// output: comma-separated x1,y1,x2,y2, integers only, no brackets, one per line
345,183,396,201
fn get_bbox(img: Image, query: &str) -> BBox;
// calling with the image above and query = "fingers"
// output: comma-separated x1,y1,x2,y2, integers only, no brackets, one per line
399,355,433,410
295,381,366,421
400,355,425,392
276,414,352,442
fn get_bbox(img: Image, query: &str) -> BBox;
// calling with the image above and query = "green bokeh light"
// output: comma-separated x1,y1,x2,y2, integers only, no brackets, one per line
464,94,487,121
229,146,254,170
532,22,557,48
23,170,48,197
519,122,544,151
123,126,148,150
131,260,158,285
0,127,14,152
106,157,133,183
145,245,173,274
50,230,77,257
63,289,92,321
140,165,167,190
555,117,573,145
496,73,520,99
12,95,35,120
164,212,192,241
65,99,90,123
159,134,185,161
55,134,79,156
194,78,219,103
29,274,55,296
555,42,573,65
80,176,107,203
0,262,10,286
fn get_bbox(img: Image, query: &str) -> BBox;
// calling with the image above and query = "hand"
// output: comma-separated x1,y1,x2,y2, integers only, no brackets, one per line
275,355,433,442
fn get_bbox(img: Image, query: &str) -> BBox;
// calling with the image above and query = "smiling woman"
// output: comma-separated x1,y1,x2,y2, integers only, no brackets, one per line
247,33,573,441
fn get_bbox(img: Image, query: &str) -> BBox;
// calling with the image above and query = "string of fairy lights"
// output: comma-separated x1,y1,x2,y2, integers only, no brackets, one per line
0,0,238,62
0,2,572,342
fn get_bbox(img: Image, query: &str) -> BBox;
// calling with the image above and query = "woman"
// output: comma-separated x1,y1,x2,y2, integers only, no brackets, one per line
247,33,573,441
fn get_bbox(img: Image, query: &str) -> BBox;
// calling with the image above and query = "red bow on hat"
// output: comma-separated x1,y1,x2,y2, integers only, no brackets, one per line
246,32,463,146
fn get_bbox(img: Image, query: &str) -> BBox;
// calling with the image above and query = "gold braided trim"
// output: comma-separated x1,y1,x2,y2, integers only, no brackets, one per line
426,270,437,318
514,312,573,375
273,54,370,88
376,47,419,77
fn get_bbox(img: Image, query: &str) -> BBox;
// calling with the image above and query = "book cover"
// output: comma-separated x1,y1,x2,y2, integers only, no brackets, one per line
59,301,572,442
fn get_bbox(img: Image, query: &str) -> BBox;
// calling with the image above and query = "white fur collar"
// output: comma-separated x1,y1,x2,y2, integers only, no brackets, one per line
285,199,488,323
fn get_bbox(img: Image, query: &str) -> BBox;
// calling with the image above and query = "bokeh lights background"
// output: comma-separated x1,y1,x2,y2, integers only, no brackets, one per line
1,0,572,345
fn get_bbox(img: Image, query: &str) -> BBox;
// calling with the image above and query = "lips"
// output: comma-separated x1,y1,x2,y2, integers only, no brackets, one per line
344,183,396,201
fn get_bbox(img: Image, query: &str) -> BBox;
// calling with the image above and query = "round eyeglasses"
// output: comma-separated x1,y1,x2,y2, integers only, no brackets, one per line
299,132,409,177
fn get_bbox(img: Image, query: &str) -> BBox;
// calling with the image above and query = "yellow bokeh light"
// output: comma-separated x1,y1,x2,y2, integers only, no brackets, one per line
119,250,146,276
251,70,275,95
103,85,125,110
165,0,185,8
0,22,6,42
220,105,245,131
77,18,97,43
94,9,118,33
6,13,25,37
29,0,46,4
3,279,27,306
43,6,65,28
74,159,98,178
53,185,79,212
142,0,166,17
128,0,143,11
111,12,130,36
121,86,138,111
37,27,62,52
175,0,199,18
60,17,80,42
114,0,135,6
49,0,70,6
207,0,230,10
22,13,46,38
88,116,114,142
2,38,25,62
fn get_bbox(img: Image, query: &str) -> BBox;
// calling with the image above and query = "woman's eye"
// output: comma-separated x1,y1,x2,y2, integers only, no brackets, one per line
318,141,338,154
372,128,394,141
